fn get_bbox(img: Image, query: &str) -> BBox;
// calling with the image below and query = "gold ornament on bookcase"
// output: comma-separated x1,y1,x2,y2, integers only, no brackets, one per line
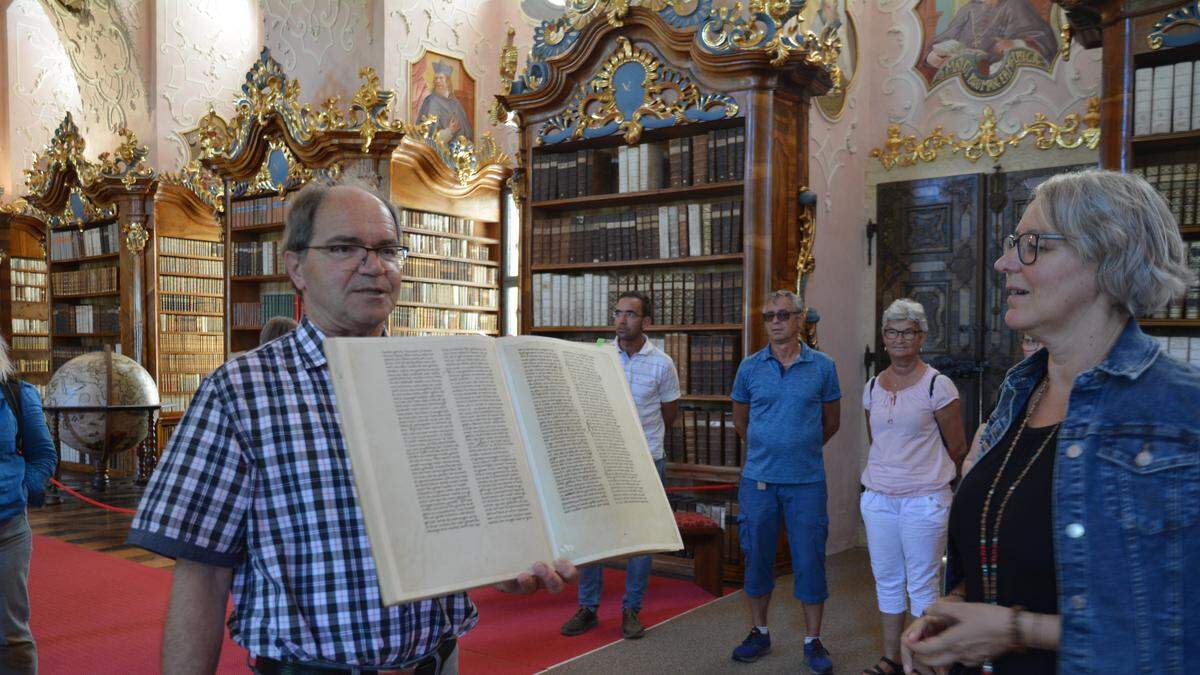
869,97,1101,169
1147,1,1199,50
490,27,520,128
250,138,315,196
24,113,88,199
160,159,225,213
95,127,156,189
122,215,149,254
404,115,512,186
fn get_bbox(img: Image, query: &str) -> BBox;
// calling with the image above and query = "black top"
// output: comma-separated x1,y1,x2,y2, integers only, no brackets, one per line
947,401,1059,675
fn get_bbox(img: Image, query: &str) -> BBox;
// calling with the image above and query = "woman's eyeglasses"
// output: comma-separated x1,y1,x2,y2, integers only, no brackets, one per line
1004,232,1068,265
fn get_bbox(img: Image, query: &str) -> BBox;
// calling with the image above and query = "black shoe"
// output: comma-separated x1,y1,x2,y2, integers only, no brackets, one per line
560,606,598,636
621,608,645,639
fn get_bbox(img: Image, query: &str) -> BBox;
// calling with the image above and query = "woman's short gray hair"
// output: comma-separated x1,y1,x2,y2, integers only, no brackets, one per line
283,181,403,253
881,298,929,333
0,335,12,381
1033,169,1194,317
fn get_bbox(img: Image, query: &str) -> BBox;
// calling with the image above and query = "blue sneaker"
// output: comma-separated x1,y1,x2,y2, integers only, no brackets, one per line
731,628,771,663
804,638,833,674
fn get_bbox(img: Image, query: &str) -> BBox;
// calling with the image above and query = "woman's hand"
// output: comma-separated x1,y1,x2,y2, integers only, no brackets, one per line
901,613,954,675
906,600,1015,668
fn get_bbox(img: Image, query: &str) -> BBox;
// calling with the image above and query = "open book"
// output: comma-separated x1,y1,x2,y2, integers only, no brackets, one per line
325,335,684,605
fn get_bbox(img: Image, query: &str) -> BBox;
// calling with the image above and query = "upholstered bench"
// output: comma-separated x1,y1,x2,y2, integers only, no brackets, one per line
673,511,724,596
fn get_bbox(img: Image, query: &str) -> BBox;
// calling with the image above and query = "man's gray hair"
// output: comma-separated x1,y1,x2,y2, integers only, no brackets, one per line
1033,169,1194,317
765,289,803,313
0,335,12,381
283,181,403,254
881,298,929,333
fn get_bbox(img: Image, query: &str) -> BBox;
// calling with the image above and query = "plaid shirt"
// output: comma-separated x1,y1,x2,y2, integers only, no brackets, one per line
128,318,477,667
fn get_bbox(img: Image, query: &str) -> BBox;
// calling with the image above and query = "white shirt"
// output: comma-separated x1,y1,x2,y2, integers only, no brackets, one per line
614,337,681,460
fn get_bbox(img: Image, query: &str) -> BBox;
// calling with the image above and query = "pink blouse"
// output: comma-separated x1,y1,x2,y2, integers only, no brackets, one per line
861,366,959,497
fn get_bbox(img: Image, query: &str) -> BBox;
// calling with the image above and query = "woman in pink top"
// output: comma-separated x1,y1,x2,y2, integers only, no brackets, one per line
859,299,968,675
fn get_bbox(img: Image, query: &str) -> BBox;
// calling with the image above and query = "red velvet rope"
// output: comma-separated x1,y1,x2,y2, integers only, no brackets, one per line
48,477,138,515
664,483,736,493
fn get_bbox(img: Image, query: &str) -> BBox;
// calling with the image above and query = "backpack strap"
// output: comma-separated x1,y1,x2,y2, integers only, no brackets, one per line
2,379,24,456
929,372,939,398
868,376,877,402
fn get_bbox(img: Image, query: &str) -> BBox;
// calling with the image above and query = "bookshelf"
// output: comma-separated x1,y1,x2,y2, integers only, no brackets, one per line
1061,0,1200,331
495,4,839,582
388,131,510,336
0,210,51,397
195,48,408,352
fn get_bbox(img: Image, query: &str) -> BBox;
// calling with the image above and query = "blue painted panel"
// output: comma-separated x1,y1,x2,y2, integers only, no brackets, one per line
267,149,289,189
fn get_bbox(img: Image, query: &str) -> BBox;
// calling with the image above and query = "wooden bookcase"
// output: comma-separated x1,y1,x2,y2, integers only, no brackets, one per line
0,210,51,397
389,132,510,336
1061,0,1200,338
495,4,839,582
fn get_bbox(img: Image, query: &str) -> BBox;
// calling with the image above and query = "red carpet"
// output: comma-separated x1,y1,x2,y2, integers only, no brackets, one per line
29,536,721,673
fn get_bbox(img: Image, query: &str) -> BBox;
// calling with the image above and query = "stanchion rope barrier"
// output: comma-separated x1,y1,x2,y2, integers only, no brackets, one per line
664,483,736,493
47,477,138,515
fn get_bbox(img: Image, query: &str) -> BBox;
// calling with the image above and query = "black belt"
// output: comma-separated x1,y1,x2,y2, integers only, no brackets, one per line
254,638,457,675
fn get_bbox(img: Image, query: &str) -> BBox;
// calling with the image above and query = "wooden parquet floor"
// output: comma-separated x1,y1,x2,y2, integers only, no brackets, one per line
26,472,174,569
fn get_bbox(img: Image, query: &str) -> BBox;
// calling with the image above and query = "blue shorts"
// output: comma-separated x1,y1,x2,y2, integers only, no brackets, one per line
737,477,829,603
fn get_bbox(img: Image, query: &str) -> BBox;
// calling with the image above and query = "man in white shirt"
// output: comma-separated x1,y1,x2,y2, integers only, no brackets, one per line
560,290,681,640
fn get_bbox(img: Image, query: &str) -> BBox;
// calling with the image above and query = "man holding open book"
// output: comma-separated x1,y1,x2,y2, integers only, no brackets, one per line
730,290,842,674
560,290,680,640
128,183,575,675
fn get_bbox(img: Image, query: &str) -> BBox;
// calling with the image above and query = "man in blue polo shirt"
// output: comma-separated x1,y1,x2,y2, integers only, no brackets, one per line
730,290,841,673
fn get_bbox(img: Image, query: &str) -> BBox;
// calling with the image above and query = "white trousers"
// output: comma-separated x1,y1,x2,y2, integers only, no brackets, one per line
860,488,951,617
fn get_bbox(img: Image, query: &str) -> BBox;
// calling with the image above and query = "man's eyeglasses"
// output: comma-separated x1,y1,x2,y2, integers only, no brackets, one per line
305,243,409,267
1004,232,1067,265
762,310,797,323
883,328,922,341
613,310,643,320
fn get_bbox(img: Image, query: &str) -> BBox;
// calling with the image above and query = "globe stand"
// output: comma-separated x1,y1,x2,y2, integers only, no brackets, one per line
43,405,161,492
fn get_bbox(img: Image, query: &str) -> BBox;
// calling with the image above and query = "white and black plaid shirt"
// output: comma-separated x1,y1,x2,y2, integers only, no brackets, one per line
128,318,477,667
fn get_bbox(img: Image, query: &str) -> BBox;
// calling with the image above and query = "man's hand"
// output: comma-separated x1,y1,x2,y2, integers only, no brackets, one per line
493,559,578,595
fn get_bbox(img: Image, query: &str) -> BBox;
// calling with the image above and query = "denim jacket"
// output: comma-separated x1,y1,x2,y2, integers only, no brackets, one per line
946,319,1200,674
0,381,58,524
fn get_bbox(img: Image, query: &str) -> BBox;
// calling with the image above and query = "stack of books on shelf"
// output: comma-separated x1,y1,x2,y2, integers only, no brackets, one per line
532,269,743,327
229,194,287,229
11,336,49,351
232,234,285,276
532,199,744,264
665,408,741,467
660,332,739,396
405,257,496,284
52,342,121,369
10,258,47,302
398,281,497,307
157,236,227,413
405,232,491,261
387,306,497,332
51,264,118,295
1132,163,1198,227
12,318,49,335
51,302,118,334
1133,61,1200,136
49,222,119,260
231,281,299,330
1148,240,1200,320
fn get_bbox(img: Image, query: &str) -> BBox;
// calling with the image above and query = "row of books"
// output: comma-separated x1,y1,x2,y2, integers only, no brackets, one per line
12,318,48,335
49,223,119,260
404,232,491,261
1147,241,1200,319
659,333,739,396
159,256,223,278
159,314,224,334
231,284,299,328
53,342,120,367
52,303,118,334
51,265,117,295
160,333,222,352
11,286,47,303
532,270,744,327
161,393,194,414
160,293,224,315
161,352,224,373
404,258,497,285
400,210,480,237
232,235,285,277
387,306,497,332
230,194,288,230
1133,61,1200,135
9,271,46,287
160,236,224,259
530,127,746,200
160,275,222,295
664,408,742,468
1150,335,1200,367
10,335,49,351
398,281,498,307
13,358,49,373
158,372,205,395
11,258,45,272
1132,163,1199,227
531,200,744,265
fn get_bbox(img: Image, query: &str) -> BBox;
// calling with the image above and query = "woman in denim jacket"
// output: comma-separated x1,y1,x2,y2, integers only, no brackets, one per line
901,169,1199,674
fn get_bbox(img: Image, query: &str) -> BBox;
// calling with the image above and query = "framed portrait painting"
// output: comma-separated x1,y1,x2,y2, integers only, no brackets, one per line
409,50,477,142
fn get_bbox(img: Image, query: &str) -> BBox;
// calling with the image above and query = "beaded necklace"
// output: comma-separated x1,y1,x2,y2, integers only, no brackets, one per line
977,378,1059,674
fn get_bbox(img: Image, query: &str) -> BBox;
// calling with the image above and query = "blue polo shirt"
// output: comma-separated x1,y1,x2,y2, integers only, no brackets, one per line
732,343,841,484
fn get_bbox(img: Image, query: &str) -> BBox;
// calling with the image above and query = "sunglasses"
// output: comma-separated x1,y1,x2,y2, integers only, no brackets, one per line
762,310,797,323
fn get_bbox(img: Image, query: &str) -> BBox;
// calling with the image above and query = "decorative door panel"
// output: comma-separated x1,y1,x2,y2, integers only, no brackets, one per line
876,174,986,432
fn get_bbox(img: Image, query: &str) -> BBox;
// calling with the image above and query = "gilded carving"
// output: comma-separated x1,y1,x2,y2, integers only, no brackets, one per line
123,217,149,254
406,116,512,185
160,159,225,213
1147,0,1200,50
869,97,1100,169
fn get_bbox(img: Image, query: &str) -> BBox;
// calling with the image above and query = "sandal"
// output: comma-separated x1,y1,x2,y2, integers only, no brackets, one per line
862,656,902,675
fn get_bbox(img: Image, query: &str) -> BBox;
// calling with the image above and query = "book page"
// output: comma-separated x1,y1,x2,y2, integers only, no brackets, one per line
496,336,683,565
325,336,551,605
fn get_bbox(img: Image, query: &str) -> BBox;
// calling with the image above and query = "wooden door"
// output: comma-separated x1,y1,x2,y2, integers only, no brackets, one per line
876,174,987,431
